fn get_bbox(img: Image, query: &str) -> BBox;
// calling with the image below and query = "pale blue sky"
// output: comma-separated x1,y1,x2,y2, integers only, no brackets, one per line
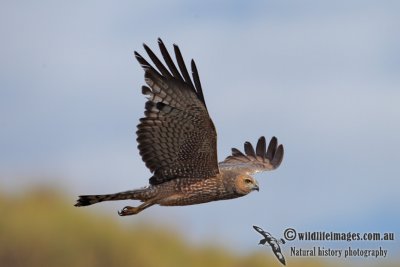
1,0,399,259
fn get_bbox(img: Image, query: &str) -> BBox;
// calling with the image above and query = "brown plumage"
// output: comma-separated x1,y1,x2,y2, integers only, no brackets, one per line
75,39,284,216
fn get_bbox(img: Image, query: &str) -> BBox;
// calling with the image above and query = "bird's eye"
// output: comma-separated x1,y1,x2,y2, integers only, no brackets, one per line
245,179,252,184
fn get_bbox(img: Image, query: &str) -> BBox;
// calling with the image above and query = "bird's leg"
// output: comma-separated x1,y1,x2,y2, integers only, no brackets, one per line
118,201,155,216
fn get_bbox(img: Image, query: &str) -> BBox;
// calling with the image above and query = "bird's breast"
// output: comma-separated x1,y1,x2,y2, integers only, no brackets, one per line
158,176,241,206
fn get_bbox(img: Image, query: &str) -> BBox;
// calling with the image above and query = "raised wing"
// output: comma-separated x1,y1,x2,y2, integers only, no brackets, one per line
135,39,219,185
219,136,284,174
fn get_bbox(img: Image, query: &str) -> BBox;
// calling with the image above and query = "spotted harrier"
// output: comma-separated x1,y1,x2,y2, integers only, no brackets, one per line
75,39,284,216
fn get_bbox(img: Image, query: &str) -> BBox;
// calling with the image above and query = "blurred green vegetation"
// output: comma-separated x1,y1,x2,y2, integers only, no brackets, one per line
0,188,397,267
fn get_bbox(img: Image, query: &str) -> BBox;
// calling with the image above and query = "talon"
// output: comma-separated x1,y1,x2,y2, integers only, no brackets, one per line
118,206,139,216
118,206,128,216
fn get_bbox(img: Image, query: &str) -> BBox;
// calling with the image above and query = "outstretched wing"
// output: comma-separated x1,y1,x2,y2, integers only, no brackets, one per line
136,39,219,185
270,242,286,265
219,136,284,175
253,225,272,238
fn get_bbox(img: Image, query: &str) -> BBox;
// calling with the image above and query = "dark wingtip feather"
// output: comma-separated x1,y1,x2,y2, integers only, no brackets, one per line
256,136,266,158
253,225,267,236
253,225,261,231
158,39,184,81
271,144,284,168
134,51,151,70
191,59,207,107
134,51,142,61
244,141,256,157
190,59,206,102
143,43,171,77
173,43,195,89
266,136,278,160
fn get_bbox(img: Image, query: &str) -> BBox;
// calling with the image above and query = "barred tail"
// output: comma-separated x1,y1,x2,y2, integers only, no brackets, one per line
74,189,145,207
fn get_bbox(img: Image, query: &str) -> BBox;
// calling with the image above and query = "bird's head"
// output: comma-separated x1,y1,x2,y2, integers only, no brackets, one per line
235,174,259,195
258,239,267,245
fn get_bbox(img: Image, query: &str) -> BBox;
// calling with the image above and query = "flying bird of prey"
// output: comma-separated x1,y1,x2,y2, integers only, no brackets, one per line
253,225,286,265
75,39,284,216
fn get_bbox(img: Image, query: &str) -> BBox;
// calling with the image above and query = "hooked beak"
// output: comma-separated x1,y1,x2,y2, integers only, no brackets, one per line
253,183,259,192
